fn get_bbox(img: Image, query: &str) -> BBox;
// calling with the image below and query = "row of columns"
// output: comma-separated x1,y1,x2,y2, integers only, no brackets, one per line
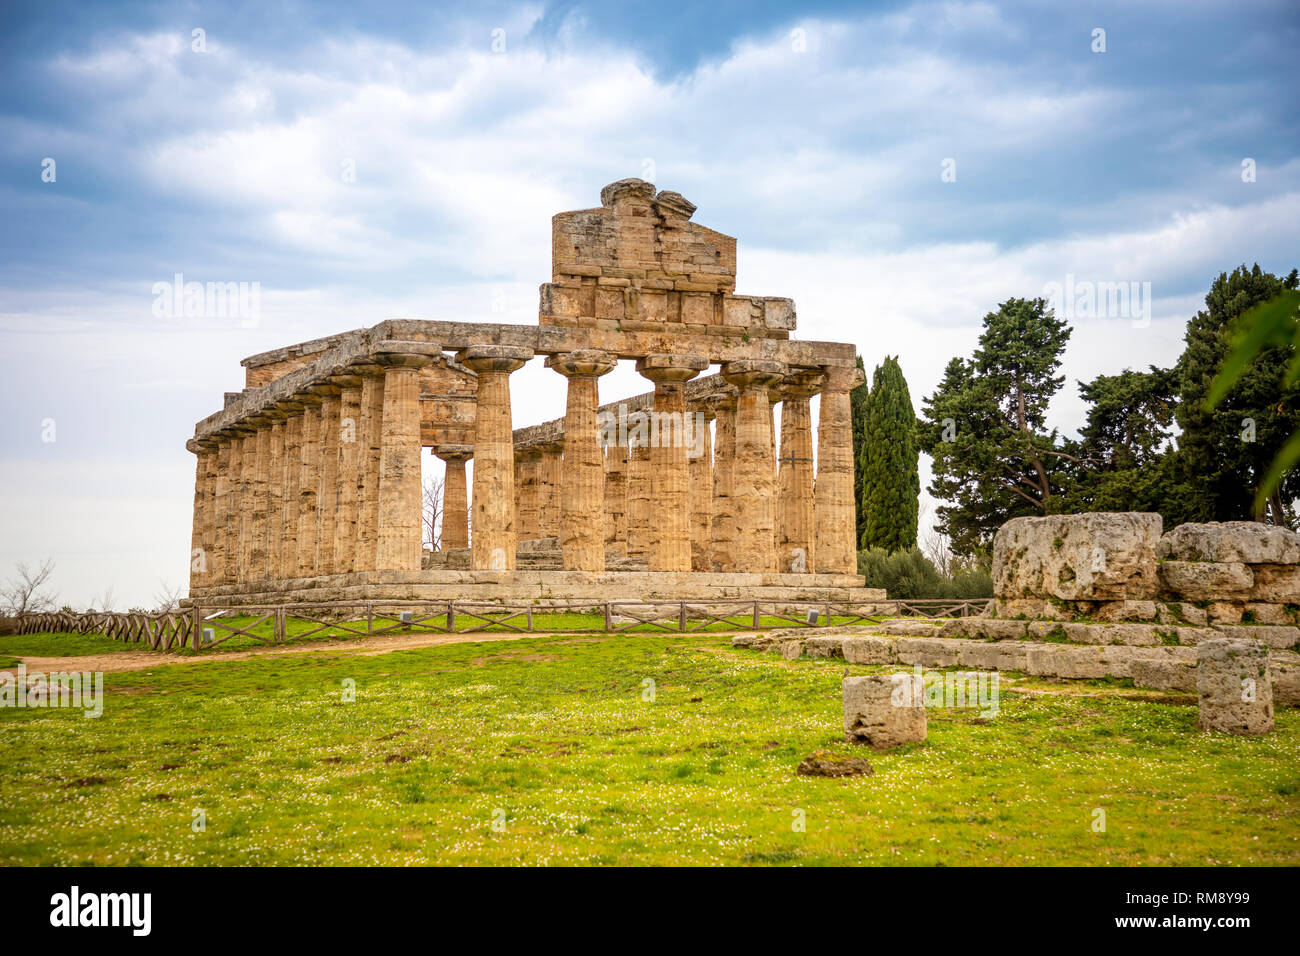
190,341,861,590
189,344,441,589
448,350,861,576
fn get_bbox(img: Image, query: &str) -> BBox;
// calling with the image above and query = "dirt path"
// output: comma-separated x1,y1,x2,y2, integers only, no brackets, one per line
2,629,590,675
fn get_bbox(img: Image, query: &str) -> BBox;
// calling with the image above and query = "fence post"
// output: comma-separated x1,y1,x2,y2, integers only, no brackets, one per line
603,602,612,631
191,606,202,652
679,601,687,632
367,603,373,635
752,601,760,629
527,607,534,632
447,601,455,633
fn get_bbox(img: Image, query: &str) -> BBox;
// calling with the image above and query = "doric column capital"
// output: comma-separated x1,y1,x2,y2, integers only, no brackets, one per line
295,391,324,408
307,382,342,398
459,344,532,373
722,359,787,390
636,353,708,384
821,363,865,393
546,349,618,378
374,340,443,368
328,372,365,389
435,444,473,463
779,369,824,401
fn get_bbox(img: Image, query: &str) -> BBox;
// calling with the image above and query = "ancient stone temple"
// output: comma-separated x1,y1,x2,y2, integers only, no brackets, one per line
185,179,876,604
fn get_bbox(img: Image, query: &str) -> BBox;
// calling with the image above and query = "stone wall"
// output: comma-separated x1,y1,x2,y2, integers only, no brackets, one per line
991,513,1300,627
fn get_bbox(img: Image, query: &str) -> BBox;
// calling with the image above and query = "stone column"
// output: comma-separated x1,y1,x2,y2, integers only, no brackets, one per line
436,445,472,550
296,396,323,577
626,439,651,558
212,437,232,585
230,431,249,582
265,413,286,581
188,441,217,591
376,344,440,572
460,345,532,571
547,350,617,571
815,363,866,574
331,377,363,574
709,393,737,572
777,372,822,573
688,405,714,572
354,367,385,572
604,441,629,555
515,449,540,540
635,354,708,572
722,360,787,574
537,443,564,540
249,418,272,581
279,406,303,580
311,386,342,575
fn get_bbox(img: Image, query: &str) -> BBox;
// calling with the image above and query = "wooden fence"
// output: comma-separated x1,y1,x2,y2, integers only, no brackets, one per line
15,598,992,652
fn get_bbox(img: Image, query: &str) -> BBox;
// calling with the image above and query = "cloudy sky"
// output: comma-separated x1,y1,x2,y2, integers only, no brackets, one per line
1,0,1297,608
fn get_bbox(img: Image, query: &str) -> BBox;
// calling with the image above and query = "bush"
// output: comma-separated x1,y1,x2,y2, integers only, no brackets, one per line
856,547,992,600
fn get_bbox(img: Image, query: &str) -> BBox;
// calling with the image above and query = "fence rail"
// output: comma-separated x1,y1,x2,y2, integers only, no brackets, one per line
15,598,993,652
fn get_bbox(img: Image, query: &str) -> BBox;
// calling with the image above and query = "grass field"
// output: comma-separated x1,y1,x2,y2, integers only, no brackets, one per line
1,628,1297,865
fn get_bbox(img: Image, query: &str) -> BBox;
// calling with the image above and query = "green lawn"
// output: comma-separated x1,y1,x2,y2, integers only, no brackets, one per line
1,630,1296,865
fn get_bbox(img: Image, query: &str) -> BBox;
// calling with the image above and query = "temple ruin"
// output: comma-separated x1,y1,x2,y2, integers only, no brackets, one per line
184,179,876,605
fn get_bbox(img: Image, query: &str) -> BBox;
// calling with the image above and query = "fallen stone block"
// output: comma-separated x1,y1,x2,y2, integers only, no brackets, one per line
1270,658,1300,708
1131,658,1197,692
843,674,927,749
796,749,874,778
780,640,804,660
1158,521,1300,565
1211,625,1300,651
1158,561,1253,601
1196,638,1274,735
992,512,1161,602
894,637,963,668
880,619,947,637
1026,644,1108,679
803,635,845,659
842,636,897,665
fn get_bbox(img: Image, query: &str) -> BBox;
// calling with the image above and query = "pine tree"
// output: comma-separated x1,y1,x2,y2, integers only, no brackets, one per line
849,355,869,545
919,297,1072,558
860,356,919,551
1175,264,1300,524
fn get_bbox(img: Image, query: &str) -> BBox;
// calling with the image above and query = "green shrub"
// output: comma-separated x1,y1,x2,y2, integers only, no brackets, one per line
856,547,992,600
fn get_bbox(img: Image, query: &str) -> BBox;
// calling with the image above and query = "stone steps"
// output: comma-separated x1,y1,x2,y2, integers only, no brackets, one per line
873,618,1299,650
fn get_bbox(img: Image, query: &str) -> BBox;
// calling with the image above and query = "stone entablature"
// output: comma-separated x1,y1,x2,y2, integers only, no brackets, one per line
185,181,865,597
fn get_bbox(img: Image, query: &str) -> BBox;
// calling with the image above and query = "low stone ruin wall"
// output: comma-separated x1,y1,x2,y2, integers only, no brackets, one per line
992,514,1300,627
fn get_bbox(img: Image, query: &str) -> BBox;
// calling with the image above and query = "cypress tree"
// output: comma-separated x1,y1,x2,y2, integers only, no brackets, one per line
861,356,919,551
849,354,869,545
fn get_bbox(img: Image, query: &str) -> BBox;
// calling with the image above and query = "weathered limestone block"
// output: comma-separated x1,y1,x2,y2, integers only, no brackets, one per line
1025,644,1107,679
990,598,1067,621
1157,601,1209,626
883,620,948,637
1271,658,1300,707
1244,602,1294,626
957,641,1027,671
1093,600,1159,622
1210,624,1300,650
842,636,896,664
1058,622,1160,646
1247,565,1300,603
1158,521,1300,565
1131,659,1196,692
803,635,845,659
894,637,963,668
992,512,1162,601
1158,561,1253,601
959,618,1028,641
1196,638,1274,735
843,675,927,749
1207,602,1245,625
780,640,804,660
